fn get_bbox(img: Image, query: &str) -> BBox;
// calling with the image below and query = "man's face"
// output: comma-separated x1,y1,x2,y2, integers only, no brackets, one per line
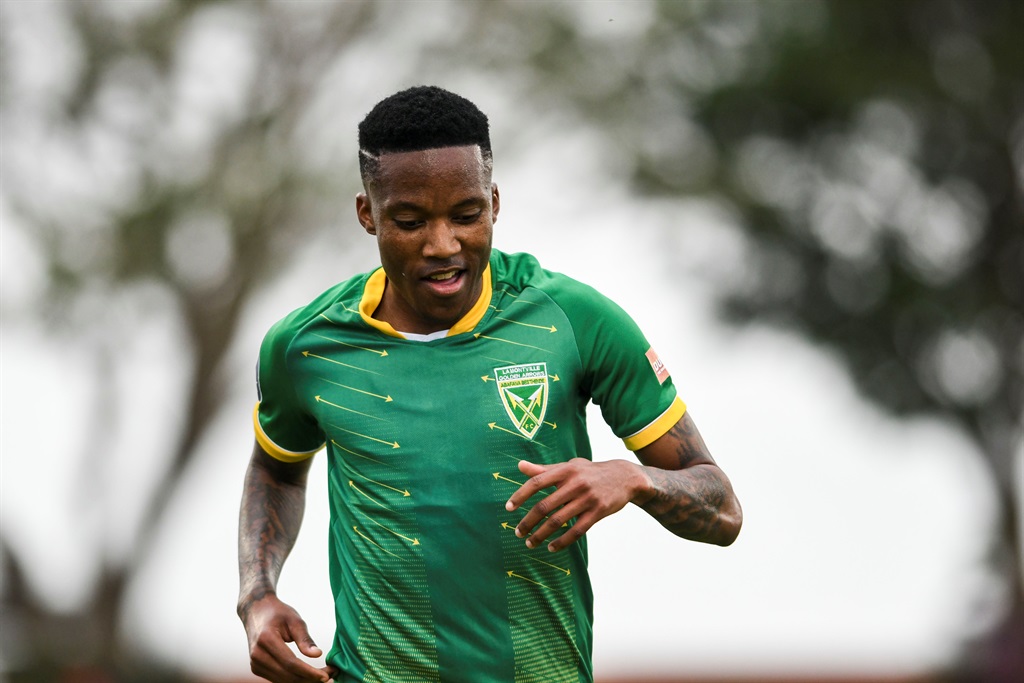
356,145,499,335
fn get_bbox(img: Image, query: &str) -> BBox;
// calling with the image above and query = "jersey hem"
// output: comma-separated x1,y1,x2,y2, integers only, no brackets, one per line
253,403,323,462
622,396,687,451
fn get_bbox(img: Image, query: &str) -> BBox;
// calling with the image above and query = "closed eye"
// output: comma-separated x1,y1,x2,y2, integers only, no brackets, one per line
453,210,483,224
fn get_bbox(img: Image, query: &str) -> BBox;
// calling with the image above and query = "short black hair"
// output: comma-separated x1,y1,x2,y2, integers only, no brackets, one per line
358,85,492,184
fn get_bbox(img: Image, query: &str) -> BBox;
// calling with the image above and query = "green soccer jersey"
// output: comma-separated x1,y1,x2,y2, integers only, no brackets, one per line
254,250,685,683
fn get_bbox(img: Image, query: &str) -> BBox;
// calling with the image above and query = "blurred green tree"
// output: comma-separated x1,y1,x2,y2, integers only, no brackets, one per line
0,0,376,678
428,0,1023,679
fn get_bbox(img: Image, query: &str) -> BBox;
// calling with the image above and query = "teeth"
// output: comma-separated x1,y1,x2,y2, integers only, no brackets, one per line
429,271,457,281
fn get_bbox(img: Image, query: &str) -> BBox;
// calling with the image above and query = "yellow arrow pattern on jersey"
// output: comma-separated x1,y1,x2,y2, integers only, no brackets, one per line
331,440,390,467
352,526,412,563
329,422,400,449
496,317,557,333
315,395,385,421
349,480,391,510
352,470,411,497
302,351,381,375
493,472,523,486
319,377,393,402
488,422,550,447
358,509,420,546
516,552,571,576
313,327,389,356
506,571,551,590
473,333,548,352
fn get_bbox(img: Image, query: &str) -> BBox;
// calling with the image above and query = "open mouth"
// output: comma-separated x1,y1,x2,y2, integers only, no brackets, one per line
423,268,466,294
428,270,459,282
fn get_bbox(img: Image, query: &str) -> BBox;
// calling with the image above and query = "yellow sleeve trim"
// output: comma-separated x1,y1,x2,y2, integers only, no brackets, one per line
252,403,323,462
622,396,687,451
357,265,493,338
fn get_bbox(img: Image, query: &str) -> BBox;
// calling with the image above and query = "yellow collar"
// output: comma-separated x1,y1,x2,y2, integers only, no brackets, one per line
359,264,492,339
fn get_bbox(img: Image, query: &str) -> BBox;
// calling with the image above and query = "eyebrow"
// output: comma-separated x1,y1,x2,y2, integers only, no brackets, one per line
387,197,486,212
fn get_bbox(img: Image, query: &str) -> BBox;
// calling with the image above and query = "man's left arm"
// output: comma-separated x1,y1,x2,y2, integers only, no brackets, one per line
506,411,742,552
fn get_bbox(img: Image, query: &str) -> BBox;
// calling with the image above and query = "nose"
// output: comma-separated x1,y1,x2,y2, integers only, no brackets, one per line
422,220,461,259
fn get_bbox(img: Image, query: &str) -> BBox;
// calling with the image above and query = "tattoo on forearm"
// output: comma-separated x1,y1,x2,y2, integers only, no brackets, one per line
640,466,728,542
237,464,307,617
638,415,735,544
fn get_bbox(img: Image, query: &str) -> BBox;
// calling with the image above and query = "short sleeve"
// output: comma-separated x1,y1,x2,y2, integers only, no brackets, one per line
253,318,325,462
551,278,685,451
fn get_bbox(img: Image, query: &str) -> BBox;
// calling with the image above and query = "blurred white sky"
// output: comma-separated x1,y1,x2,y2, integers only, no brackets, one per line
0,0,1016,679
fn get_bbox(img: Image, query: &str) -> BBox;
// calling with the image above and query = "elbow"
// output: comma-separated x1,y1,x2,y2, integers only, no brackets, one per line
713,498,743,547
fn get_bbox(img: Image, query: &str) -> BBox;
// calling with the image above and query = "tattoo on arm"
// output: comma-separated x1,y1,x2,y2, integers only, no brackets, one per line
668,415,713,469
640,465,729,542
637,415,739,545
237,457,308,618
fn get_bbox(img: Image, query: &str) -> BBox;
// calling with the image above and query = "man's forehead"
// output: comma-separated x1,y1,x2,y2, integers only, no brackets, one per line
373,144,485,169
369,145,491,194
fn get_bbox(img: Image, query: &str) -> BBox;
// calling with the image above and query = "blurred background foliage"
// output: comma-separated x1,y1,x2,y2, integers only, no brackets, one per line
0,0,1020,681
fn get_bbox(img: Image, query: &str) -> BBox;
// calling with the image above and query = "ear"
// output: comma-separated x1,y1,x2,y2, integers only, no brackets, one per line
356,193,376,235
490,183,500,223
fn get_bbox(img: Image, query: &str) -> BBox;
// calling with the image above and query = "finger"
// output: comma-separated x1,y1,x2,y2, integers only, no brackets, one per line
263,631,330,683
280,657,331,683
522,497,586,548
256,650,328,683
279,644,330,682
517,460,547,476
514,486,574,539
506,461,555,511
252,650,317,683
283,615,324,659
294,630,323,658
545,515,591,552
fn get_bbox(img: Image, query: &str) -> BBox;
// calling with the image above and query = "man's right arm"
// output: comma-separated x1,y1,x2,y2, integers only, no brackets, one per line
238,440,333,683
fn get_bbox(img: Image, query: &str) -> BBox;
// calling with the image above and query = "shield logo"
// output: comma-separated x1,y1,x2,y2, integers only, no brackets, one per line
494,363,549,439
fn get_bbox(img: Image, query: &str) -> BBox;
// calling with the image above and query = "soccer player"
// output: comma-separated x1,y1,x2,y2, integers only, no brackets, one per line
237,85,742,683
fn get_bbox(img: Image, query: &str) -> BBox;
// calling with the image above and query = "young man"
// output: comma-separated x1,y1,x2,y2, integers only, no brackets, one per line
238,86,742,683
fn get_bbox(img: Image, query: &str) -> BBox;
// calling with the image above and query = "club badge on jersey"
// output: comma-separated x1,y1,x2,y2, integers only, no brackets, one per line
494,362,550,439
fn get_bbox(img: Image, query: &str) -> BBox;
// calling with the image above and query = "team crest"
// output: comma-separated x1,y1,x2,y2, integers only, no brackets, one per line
494,363,549,439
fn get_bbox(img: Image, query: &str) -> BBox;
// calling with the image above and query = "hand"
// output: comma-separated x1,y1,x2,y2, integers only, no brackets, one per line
240,593,337,683
505,458,650,552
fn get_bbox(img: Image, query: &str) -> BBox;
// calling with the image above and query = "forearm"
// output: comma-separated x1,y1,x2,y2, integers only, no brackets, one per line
634,463,742,546
237,452,309,616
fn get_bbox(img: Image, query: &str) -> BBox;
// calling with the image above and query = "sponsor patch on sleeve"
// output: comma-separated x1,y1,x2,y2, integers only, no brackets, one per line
645,347,670,384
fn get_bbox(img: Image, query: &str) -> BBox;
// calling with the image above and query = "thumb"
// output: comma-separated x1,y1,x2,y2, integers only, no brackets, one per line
289,620,323,658
297,639,323,658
